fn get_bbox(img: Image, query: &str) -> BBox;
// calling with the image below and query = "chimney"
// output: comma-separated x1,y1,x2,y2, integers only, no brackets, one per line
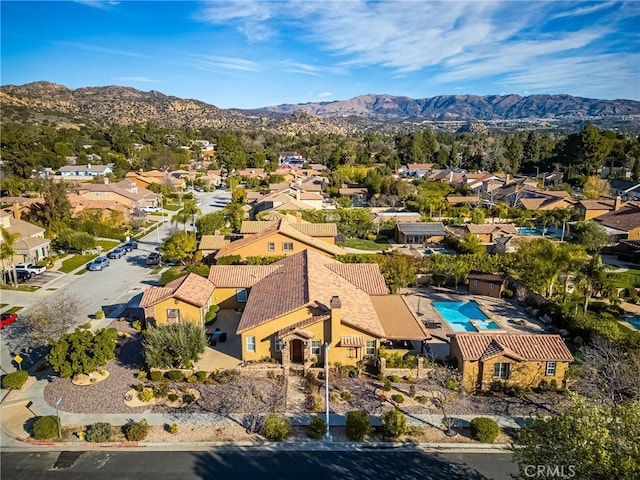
295,189,301,201
614,196,622,211
103,177,109,184
330,296,341,345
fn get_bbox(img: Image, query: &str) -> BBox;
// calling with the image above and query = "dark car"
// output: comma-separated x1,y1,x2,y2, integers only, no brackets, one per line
3,270,32,283
108,247,127,259
146,253,162,266
123,240,138,251
0,312,18,329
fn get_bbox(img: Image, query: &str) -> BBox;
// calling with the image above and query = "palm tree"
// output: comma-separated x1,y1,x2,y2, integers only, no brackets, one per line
171,200,201,234
575,254,611,314
554,207,574,242
0,227,20,287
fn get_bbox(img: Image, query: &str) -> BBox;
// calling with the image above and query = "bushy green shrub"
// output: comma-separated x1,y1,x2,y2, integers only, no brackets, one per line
382,409,408,438
137,370,147,380
2,370,29,390
166,370,185,382
86,422,112,443
124,419,149,441
387,375,402,383
383,379,392,391
95,310,105,320
341,389,353,402
153,382,169,398
261,414,291,441
167,393,179,402
138,388,154,402
345,410,371,441
307,416,326,439
33,415,60,440
186,375,197,383
143,322,206,369
168,423,178,435
306,394,323,412
195,371,208,381
182,393,195,404
210,369,239,384
391,394,405,404
149,370,163,382
132,320,143,333
470,417,501,443
415,395,429,405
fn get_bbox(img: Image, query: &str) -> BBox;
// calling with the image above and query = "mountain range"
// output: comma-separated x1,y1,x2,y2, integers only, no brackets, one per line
1,81,639,134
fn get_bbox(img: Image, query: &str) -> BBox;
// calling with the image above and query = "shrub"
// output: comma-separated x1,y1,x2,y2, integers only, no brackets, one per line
382,409,408,438
33,415,60,440
46,327,118,378
383,379,392,391
387,375,401,383
408,385,416,398
330,391,342,403
306,394,323,412
391,394,405,404
132,320,143,333
137,370,147,380
186,375,197,383
168,423,178,435
166,370,185,382
404,374,414,382
469,417,501,443
307,416,326,440
445,377,460,390
153,382,169,398
86,422,112,443
182,392,195,404
80,322,92,330
167,393,179,402
95,310,105,320
261,414,291,441
195,371,208,382
341,389,353,402
124,419,149,441
415,395,429,405
149,370,163,382
2,370,29,390
135,382,144,392
345,410,371,441
138,388,154,402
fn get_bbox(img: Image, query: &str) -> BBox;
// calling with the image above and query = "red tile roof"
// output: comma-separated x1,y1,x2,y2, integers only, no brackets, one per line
140,273,215,308
208,265,281,287
453,334,573,362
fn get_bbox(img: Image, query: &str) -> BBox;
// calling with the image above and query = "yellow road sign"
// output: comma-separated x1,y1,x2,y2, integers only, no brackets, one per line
13,355,23,364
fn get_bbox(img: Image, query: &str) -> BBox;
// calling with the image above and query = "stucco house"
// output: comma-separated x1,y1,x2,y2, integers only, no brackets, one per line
594,201,640,242
214,216,344,260
139,273,216,326
467,272,507,298
209,250,430,368
76,180,158,210
198,234,231,263
450,333,573,391
0,212,51,263
58,163,114,178
575,198,620,221
464,224,518,243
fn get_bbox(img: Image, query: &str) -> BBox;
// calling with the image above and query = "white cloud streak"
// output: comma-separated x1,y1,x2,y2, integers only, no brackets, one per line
189,54,262,72
53,41,149,58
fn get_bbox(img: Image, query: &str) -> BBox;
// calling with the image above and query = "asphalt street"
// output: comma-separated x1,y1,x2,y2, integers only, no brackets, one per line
0,189,231,374
0,449,518,480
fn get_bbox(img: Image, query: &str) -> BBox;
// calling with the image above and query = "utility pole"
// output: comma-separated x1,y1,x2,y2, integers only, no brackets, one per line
324,342,332,442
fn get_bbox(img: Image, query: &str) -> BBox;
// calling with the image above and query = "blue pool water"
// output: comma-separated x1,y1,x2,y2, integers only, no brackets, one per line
517,227,547,236
624,317,640,330
432,301,500,332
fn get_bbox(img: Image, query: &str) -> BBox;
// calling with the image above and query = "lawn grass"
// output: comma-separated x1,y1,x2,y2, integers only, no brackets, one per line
5,306,24,313
74,268,88,275
611,268,640,288
0,303,8,309
150,266,163,275
0,284,40,292
95,239,120,251
163,204,182,211
341,238,390,251
59,254,98,274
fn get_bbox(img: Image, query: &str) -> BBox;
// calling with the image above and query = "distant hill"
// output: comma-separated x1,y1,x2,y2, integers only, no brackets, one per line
260,93,640,121
1,82,639,134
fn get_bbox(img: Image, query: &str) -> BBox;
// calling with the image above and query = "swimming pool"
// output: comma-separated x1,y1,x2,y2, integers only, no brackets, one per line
517,227,561,238
623,316,640,330
432,301,501,332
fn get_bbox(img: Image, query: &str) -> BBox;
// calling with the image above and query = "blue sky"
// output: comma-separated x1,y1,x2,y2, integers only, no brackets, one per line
1,1,639,108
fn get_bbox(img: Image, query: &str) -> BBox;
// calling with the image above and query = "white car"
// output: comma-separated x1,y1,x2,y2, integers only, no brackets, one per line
143,206,161,213
14,262,46,275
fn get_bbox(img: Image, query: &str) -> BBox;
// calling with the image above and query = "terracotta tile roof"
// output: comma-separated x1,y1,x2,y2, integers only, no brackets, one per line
452,334,574,362
340,336,364,347
271,198,313,211
578,198,616,211
446,196,481,204
292,222,337,237
595,203,640,233
198,235,230,251
208,265,281,287
299,191,323,201
139,273,215,308
240,221,279,234
520,196,573,211
278,315,329,338
407,163,435,170
325,264,389,294
467,272,507,284
339,187,368,195
3,216,45,238
479,339,526,362
370,295,430,340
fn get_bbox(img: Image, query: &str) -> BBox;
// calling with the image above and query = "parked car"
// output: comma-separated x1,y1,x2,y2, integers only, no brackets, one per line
14,262,46,275
0,312,18,329
2,270,32,283
146,253,162,266
123,240,138,251
107,247,127,259
143,206,161,213
88,256,110,271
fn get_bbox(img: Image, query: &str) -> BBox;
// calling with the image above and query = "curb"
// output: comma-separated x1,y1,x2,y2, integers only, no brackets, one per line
16,437,138,448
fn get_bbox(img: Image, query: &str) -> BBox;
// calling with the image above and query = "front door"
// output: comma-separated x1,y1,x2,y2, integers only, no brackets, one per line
290,339,304,364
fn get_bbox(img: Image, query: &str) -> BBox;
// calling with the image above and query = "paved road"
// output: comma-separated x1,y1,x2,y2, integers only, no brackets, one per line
0,449,517,480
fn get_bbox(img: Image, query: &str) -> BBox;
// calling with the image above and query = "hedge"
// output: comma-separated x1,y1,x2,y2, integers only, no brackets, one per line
33,415,60,440
2,370,29,390
470,417,501,443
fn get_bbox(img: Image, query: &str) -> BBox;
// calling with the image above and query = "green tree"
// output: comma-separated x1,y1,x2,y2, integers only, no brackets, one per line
345,410,371,441
160,231,197,265
37,178,72,236
511,396,640,480
56,230,96,252
573,221,608,253
261,414,291,441
458,233,485,255
0,227,20,286
195,211,227,236
46,328,118,378
142,322,206,369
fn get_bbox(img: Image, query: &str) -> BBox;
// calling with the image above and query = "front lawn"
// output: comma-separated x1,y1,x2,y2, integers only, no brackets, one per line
611,268,640,289
95,240,120,251
59,254,98,274
163,204,182,211
341,238,391,251
0,284,40,292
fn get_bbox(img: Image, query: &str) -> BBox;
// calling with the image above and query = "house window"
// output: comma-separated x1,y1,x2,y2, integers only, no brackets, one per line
473,280,479,286
365,340,376,356
166,309,180,324
282,242,294,251
268,242,275,252
311,340,321,355
489,284,495,290
493,362,510,379
246,336,256,352
236,288,248,303
545,361,557,376
274,338,284,353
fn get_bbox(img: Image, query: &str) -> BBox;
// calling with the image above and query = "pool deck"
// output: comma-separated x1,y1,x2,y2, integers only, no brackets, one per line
402,287,548,342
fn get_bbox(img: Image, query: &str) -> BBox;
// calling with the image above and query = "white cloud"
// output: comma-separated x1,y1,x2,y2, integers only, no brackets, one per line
74,0,119,9
114,76,163,84
53,41,149,58
550,1,617,20
197,0,276,41
317,91,333,99
189,54,262,72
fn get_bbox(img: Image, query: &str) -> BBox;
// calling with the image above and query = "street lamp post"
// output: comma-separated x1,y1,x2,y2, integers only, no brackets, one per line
55,397,62,439
324,342,332,442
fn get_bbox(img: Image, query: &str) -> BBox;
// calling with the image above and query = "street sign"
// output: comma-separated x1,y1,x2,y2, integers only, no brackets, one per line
13,354,23,370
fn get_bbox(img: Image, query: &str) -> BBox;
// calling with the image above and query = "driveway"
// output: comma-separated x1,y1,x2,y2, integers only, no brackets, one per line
198,310,243,370
25,270,64,287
